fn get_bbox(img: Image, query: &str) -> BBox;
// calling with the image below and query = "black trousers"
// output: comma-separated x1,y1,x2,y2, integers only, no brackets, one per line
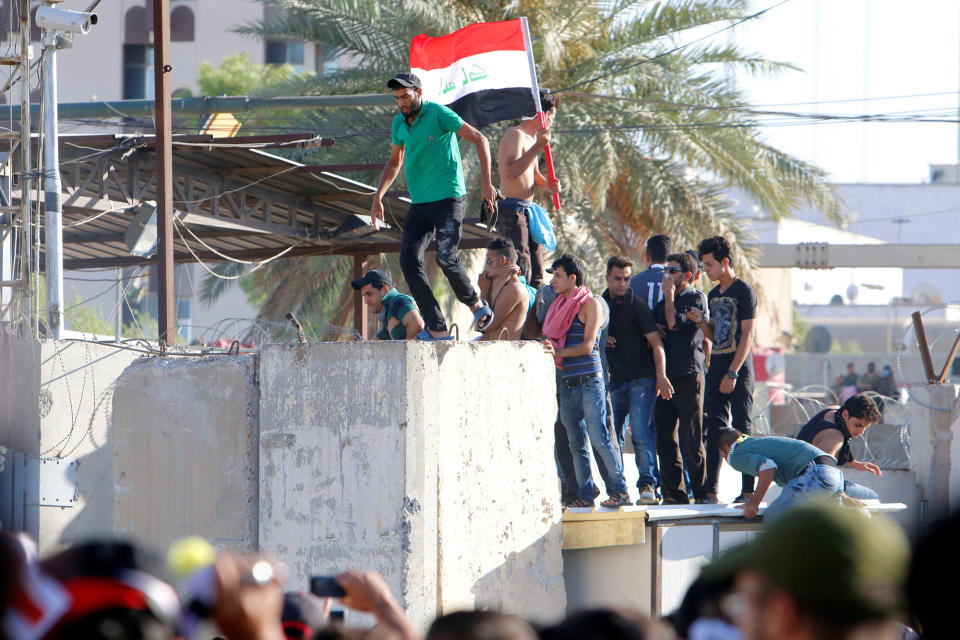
399,197,479,332
654,373,707,502
703,363,755,496
496,202,545,288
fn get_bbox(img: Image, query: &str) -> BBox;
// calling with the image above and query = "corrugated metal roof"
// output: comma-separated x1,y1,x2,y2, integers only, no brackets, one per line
29,132,495,270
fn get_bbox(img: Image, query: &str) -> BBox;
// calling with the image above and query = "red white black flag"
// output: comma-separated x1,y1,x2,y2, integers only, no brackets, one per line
410,19,537,129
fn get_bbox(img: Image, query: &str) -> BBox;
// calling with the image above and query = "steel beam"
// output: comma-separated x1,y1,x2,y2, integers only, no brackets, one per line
756,243,960,269
61,236,494,270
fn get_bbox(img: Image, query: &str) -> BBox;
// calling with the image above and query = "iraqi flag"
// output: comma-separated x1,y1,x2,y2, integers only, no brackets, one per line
410,19,537,129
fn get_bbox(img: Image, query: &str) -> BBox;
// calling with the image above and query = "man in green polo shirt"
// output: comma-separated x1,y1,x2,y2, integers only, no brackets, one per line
351,270,425,341
370,72,497,340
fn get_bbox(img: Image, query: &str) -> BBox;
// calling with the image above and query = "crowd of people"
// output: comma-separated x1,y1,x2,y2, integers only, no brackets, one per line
1,501,953,639
835,361,897,403
354,70,898,517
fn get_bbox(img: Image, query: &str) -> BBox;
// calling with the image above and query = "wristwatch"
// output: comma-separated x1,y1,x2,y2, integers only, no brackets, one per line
726,370,738,380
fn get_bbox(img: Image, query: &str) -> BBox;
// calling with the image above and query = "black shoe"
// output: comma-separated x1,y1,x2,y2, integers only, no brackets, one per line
732,493,755,504
662,496,692,505
695,495,719,504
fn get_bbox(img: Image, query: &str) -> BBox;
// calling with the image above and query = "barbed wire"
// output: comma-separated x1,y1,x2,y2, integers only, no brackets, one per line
895,302,960,412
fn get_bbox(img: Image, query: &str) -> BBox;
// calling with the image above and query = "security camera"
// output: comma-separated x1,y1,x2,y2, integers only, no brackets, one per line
35,6,98,35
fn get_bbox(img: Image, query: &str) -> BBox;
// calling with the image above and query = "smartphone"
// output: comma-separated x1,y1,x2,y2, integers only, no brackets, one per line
310,576,347,598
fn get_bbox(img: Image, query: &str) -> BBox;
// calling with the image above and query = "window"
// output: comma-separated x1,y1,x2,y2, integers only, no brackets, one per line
170,5,194,42
124,6,149,45
123,6,152,100
265,40,305,69
122,44,154,99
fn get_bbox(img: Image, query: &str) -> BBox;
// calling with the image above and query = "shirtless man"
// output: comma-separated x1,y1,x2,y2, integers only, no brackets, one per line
496,91,560,287
476,238,529,340
795,393,883,500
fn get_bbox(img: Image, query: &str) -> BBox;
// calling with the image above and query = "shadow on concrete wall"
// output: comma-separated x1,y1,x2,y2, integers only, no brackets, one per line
469,523,565,623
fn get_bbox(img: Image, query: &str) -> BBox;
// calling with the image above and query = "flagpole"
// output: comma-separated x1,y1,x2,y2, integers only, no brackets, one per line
520,17,561,210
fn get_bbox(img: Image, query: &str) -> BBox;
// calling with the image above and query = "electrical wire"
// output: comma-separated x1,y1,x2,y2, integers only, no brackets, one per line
173,216,309,279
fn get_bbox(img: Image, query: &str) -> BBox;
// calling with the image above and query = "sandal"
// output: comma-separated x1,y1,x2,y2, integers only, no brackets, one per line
566,497,594,509
600,492,631,509
415,329,454,341
473,300,495,332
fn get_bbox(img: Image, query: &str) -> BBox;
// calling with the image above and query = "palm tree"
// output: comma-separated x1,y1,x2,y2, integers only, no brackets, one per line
208,0,844,326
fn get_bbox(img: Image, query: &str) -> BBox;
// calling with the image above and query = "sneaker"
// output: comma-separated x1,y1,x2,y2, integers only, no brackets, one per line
662,495,691,505
636,485,659,505
732,492,755,504
695,494,719,505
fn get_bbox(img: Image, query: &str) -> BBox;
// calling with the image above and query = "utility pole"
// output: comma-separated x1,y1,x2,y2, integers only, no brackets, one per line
40,23,63,338
153,0,175,347
36,3,98,339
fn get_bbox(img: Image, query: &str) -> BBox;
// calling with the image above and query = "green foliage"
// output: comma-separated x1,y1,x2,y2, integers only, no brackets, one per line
791,308,810,352
830,339,863,355
67,295,114,336
197,52,298,97
64,295,162,341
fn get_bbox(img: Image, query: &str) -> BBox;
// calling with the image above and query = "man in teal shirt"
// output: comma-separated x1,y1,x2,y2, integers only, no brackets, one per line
720,428,845,523
370,73,497,340
351,270,424,340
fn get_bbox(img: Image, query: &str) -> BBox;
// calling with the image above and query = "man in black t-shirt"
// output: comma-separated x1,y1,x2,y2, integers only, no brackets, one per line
653,252,708,503
685,236,757,503
602,255,673,505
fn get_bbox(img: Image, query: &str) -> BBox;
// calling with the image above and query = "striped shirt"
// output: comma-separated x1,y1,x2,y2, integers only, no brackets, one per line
560,317,603,380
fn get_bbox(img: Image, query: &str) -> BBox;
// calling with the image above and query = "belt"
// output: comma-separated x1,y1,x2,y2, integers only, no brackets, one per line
562,373,600,388
813,455,838,468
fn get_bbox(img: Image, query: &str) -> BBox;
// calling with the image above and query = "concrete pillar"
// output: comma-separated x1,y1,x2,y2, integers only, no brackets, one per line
907,384,960,527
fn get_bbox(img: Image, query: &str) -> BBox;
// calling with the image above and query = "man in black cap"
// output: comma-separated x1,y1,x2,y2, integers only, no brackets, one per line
711,503,909,640
350,270,424,341
370,72,498,340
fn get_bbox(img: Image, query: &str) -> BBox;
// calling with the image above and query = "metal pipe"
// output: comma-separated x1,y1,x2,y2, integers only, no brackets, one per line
19,0,33,337
41,32,63,339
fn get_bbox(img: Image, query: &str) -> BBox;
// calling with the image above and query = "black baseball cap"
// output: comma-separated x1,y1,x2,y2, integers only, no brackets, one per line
387,73,421,90
351,270,393,290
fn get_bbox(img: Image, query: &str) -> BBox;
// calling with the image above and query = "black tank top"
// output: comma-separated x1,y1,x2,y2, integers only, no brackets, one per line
796,408,853,465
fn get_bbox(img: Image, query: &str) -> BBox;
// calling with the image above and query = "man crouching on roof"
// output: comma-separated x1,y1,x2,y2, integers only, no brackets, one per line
719,428,859,523
351,270,425,341
476,238,529,340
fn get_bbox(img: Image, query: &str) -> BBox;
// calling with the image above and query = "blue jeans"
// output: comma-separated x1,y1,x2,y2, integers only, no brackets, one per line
843,480,879,501
764,462,844,524
559,375,628,500
609,377,658,489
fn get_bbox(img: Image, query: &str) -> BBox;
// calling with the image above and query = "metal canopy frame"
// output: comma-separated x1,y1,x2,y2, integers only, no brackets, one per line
22,132,495,271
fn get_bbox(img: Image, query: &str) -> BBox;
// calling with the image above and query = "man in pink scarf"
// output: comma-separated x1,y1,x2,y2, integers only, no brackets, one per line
541,253,631,509
476,238,530,340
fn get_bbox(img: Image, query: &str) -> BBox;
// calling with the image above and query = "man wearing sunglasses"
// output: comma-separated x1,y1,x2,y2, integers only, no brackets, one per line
653,252,710,504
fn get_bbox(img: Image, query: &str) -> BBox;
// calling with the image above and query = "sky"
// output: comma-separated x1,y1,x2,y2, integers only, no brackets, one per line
731,0,960,184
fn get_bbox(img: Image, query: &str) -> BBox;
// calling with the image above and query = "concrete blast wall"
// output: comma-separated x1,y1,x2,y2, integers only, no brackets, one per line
111,355,261,553
4,339,564,627
258,342,564,630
